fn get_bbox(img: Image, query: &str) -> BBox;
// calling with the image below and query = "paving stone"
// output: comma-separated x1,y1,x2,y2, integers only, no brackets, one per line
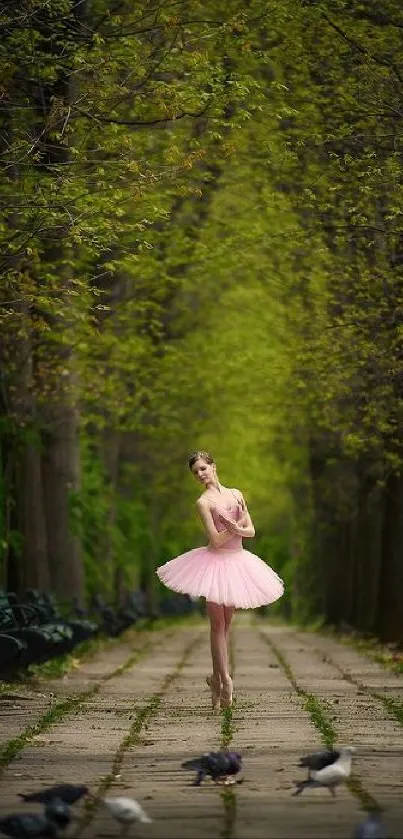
0,618,402,838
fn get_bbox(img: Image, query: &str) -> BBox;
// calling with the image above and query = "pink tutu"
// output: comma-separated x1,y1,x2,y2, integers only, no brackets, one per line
156,544,284,609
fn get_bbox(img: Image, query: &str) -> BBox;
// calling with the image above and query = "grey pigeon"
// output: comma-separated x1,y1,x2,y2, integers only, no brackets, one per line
101,798,151,835
182,750,242,785
353,813,387,839
19,784,88,806
0,815,58,838
298,748,341,778
292,746,355,797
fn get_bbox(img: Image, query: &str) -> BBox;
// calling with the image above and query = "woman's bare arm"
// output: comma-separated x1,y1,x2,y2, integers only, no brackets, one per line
196,498,235,548
220,491,255,539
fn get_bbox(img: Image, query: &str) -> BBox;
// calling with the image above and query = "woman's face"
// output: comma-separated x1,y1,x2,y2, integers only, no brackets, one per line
191,458,216,486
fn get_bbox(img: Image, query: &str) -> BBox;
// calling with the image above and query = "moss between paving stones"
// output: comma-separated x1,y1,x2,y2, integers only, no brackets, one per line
219,626,237,839
307,643,403,734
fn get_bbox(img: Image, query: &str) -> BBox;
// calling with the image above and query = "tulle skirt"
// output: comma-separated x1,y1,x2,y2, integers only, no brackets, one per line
156,545,284,609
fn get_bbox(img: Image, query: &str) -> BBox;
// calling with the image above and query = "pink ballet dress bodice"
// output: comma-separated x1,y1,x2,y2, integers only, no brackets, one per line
210,492,244,550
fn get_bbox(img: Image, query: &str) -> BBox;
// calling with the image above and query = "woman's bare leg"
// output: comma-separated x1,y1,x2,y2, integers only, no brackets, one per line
221,606,234,706
207,602,228,682
224,606,235,673
224,606,235,646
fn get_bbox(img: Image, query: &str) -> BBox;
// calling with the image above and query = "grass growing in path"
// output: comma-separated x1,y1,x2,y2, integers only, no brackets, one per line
220,707,233,750
303,693,336,750
306,639,403,735
219,627,237,839
219,708,237,839
220,785,237,839
375,694,403,727
0,691,95,769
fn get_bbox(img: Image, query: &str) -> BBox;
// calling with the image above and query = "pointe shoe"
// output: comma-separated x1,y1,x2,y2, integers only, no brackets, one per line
206,674,221,710
221,676,233,709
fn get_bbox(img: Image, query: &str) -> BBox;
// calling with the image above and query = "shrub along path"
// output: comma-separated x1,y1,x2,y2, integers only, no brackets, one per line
0,616,402,838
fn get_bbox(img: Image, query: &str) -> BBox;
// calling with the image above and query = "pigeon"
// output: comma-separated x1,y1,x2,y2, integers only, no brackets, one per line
353,812,387,839
0,800,72,838
43,800,71,830
0,814,58,838
0,815,55,839
101,797,152,836
292,746,355,797
19,784,88,806
181,750,243,786
298,748,341,778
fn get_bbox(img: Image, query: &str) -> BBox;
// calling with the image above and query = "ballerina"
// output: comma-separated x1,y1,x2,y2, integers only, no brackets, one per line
156,450,284,710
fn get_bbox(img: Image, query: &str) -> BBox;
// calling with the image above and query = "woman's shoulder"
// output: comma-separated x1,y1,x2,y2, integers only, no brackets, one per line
231,487,246,509
196,491,222,509
196,492,211,508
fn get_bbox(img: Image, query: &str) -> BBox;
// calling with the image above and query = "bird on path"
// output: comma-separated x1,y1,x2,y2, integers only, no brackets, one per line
101,797,152,836
353,812,387,839
0,801,71,839
292,746,355,797
182,751,243,786
298,748,341,779
19,784,88,806
0,815,57,839
43,801,71,831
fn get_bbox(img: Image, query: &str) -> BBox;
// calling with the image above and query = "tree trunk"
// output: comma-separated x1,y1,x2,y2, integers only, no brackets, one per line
42,404,84,603
141,493,159,616
1,308,50,594
0,89,50,594
34,6,88,605
103,429,123,604
321,518,354,626
376,471,403,644
351,470,384,634
17,442,49,591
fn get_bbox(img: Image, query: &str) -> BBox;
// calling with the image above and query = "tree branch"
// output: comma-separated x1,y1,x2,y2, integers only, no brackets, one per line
321,11,403,84
74,103,210,127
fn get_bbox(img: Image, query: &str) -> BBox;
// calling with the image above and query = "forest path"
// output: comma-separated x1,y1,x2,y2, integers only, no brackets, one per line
0,617,402,838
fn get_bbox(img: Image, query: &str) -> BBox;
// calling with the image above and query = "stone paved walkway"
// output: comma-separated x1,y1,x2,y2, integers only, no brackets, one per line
0,617,402,838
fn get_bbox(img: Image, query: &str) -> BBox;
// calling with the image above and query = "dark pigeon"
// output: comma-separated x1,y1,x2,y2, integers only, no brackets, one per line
353,813,387,839
298,749,341,778
0,799,72,838
43,800,71,830
182,751,242,785
19,784,88,806
0,814,58,838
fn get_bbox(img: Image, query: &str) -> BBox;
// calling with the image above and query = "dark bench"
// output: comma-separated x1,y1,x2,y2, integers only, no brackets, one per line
25,590,99,646
0,633,27,678
126,590,148,618
117,589,155,628
0,591,71,667
90,593,145,637
90,594,130,637
159,593,198,616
